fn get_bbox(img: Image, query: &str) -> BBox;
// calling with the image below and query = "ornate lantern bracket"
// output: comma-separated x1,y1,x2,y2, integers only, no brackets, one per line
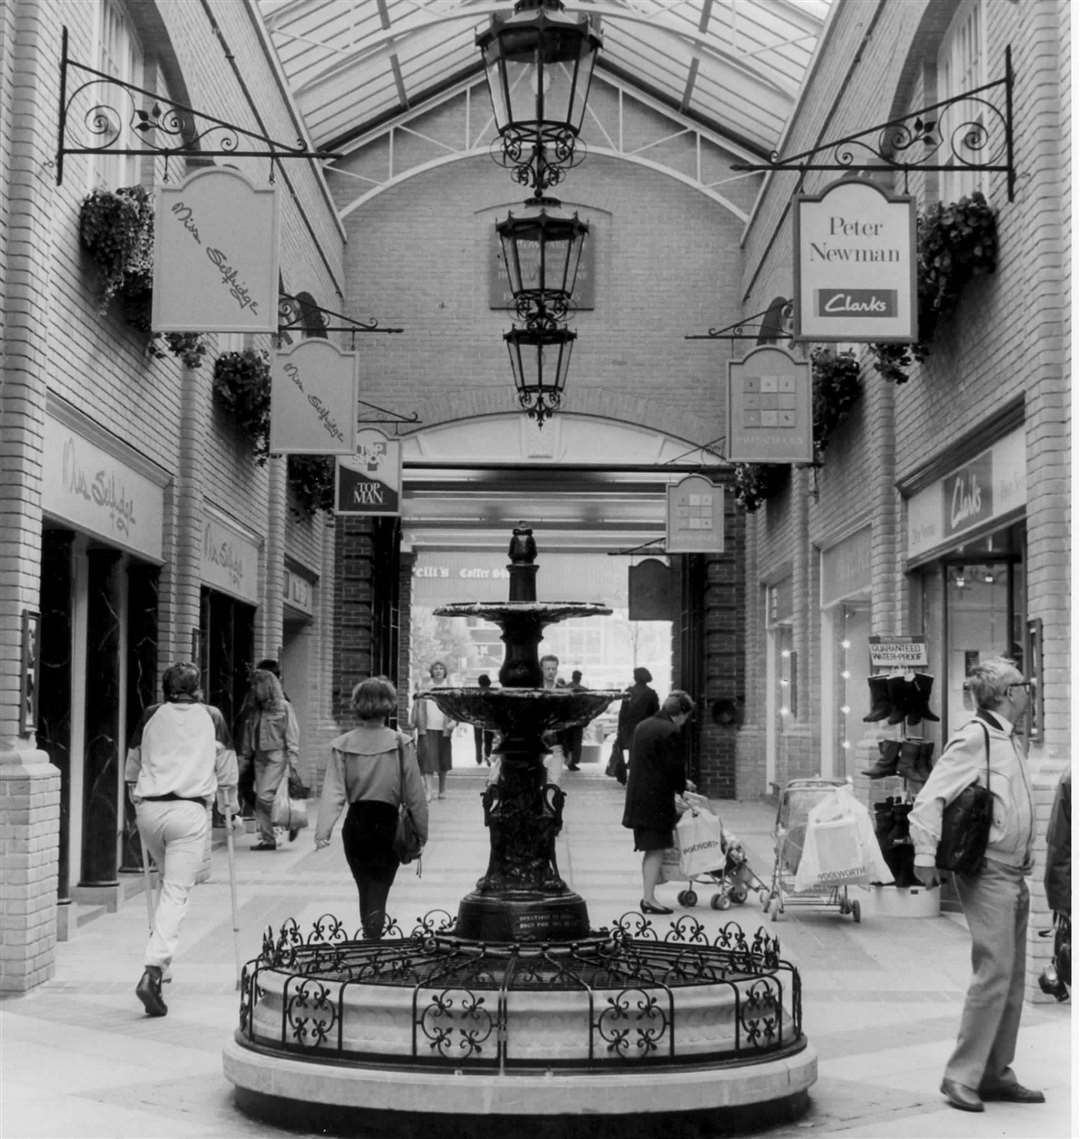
732,49,1016,202
55,26,339,185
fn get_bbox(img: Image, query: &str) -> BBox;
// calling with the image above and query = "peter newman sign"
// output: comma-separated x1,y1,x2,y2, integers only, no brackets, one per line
794,179,916,342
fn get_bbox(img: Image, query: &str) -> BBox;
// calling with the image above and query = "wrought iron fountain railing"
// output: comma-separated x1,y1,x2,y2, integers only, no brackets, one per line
238,911,804,1070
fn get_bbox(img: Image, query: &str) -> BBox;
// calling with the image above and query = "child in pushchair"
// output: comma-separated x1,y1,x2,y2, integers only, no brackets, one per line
671,794,770,911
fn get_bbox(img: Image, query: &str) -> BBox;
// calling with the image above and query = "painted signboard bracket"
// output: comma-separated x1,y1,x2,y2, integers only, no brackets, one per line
278,294,404,339
685,303,794,343
55,26,339,185
731,49,1015,203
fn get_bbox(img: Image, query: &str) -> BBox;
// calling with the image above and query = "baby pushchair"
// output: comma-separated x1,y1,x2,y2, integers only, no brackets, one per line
672,793,770,911
765,777,862,923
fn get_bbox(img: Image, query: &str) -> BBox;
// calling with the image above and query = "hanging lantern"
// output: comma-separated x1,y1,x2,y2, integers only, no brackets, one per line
477,0,602,192
496,197,588,321
504,322,576,427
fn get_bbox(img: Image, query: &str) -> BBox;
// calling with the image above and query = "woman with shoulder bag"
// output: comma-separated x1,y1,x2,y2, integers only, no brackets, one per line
315,677,429,939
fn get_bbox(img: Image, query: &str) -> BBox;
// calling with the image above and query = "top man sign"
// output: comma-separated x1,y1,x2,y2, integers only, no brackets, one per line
793,179,916,343
152,167,279,334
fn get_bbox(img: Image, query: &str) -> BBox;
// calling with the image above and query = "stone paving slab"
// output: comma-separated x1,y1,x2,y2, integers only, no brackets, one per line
1,765,1073,1139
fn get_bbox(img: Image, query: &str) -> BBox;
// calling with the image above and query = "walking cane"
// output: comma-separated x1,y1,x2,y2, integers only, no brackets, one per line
225,818,243,990
140,841,156,939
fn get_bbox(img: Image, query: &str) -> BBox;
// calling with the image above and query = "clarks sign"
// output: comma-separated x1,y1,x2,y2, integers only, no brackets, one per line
794,179,916,342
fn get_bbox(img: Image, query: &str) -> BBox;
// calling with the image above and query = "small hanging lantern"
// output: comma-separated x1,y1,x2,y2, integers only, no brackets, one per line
477,0,602,193
504,322,576,427
496,196,588,321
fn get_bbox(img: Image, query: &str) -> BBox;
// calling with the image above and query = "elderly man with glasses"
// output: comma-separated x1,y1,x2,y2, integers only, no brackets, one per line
909,656,1041,1114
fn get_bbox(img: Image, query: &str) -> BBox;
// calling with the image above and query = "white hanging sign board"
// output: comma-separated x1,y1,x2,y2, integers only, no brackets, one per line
334,430,402,516
152,167,280,333
269,340,357,455
666,475,724,553
726,345,813,463
793,179,916,343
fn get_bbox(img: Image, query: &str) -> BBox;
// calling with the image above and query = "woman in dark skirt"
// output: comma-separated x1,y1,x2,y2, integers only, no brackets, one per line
315,677,428,938
621,690,696,914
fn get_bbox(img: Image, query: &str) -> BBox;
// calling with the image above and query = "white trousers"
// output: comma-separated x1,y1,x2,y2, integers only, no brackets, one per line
545,745,565,786
136,799,209,972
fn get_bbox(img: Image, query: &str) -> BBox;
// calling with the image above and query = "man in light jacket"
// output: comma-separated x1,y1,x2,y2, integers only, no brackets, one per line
909,656,1040,1113
126,662,239,1017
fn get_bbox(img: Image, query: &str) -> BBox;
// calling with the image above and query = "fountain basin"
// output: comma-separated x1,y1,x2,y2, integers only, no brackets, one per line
419,686,622,736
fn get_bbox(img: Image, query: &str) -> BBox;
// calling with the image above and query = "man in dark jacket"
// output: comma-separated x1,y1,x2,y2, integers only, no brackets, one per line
621,690,695,914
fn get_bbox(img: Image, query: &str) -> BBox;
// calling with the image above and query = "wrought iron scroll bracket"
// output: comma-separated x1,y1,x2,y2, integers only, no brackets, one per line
685,304,793,343
278,293,404,338
731,49,1015,202
55,26,339,185
357,398,421,428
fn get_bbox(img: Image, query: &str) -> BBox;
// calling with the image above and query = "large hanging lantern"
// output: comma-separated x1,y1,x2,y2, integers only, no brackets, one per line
496,196,588,321
504,322,576,427
478,0,602,193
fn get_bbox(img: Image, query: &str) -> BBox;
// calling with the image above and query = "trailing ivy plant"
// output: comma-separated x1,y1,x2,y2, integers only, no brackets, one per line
79,184,208,367
212,349,272,459
870,190,997,383
733,346,862,511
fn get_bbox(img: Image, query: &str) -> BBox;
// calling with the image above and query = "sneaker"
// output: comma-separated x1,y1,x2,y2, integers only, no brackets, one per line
136,965,168,1017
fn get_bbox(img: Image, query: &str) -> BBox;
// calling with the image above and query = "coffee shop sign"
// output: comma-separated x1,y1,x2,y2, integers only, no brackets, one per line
415,566,510,580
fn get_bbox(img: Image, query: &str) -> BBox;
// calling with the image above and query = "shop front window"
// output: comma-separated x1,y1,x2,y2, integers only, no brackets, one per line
830,602,870,777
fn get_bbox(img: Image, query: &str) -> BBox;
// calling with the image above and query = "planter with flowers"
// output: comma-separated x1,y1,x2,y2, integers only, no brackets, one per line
870,191,997,383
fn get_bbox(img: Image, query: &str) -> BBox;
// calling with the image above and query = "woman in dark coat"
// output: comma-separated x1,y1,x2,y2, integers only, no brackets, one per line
621,690,696,914
610,667,660,784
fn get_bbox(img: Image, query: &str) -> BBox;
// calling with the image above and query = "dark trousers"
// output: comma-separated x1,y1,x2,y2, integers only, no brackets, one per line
342,801,400,938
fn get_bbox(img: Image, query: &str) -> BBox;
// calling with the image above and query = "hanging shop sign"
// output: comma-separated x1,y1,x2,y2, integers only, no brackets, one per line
628,558,673,620
269,340,358,455
793,179,916,343
869,635,928,670
906,429,1026,561
726,345,813,463
334,430,402,516
42,411,165,561
666,475,724,553
200,508,261,604
152,167,280,334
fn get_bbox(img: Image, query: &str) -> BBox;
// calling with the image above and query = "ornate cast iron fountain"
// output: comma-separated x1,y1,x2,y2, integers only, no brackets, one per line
224,528,816,1134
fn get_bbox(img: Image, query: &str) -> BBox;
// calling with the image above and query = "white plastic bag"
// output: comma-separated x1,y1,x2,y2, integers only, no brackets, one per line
794,785,892,890
271,776,308,832
675,803,724,878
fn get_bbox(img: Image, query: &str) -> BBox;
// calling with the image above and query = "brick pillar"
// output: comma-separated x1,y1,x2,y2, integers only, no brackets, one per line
0,0,61,992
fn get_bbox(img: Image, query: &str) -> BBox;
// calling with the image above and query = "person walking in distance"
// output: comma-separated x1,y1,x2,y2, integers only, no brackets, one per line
125,662,240,1017
621,690,696,914
540,653,567,785
315,677,428,938
240,668,300,850
473,673,496,766
611,667,660,784
564,669,585,771
412,661,456,800
909,657,1042,1113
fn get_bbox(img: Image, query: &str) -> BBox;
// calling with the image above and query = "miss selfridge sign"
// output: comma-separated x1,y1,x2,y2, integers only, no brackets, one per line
794,180,916,342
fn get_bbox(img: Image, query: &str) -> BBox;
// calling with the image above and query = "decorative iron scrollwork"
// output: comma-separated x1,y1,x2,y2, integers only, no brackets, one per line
285,977,338,1049
418,989,496,1060
596,988,671,1059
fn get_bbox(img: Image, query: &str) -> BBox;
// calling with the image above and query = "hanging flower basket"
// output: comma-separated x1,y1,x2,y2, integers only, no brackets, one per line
79,185,207,367
870,191,997,383
287,455,336,517
212,349,271,460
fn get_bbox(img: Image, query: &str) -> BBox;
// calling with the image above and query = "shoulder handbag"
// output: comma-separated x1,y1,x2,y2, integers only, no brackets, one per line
936,722,992,875
392,738,424,869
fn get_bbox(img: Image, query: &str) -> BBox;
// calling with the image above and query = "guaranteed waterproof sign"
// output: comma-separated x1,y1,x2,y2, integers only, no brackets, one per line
152,168,279,333
794,179,916,343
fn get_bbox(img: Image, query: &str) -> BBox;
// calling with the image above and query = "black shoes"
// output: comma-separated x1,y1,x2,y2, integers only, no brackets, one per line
640,899,673,915
136,965,168,1018
287,828,299,842
979,1083,1046,1103
251,841,277,851
940,1079,983,1112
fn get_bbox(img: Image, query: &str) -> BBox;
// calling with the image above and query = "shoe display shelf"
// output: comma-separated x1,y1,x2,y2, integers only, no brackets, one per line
858,649,941,918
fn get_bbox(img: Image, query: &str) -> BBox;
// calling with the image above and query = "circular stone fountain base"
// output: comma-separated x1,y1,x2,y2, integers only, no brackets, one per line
456,889,590,941
224,1040,816,1138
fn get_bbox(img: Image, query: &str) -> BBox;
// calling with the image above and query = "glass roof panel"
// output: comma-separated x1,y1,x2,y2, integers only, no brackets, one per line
258,0,833,156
